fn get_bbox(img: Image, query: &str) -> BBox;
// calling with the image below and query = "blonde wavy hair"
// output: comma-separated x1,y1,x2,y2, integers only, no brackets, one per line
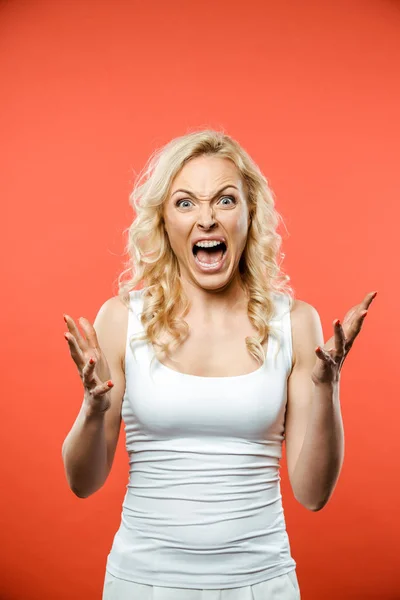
117,128,294,373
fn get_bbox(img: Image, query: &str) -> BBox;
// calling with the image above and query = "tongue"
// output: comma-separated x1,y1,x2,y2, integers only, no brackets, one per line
196,248,224,264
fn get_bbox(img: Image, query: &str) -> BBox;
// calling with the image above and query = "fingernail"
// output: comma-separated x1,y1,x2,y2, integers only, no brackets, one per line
334,319,340,326
63,315,68,323
64,333,69,341
89,358,95,364
107,381,113,387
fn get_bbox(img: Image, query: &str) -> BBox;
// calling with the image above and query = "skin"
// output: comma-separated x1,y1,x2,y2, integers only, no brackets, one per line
162,154,379,510
63,153,378,508
312,291,377,385
163,154,252,322
285,291,377,510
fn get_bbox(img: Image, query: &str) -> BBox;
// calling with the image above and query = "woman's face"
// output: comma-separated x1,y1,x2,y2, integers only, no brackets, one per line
163,154,250,291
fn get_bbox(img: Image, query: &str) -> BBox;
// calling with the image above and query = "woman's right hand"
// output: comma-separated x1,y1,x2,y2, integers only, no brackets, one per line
64,314,114,415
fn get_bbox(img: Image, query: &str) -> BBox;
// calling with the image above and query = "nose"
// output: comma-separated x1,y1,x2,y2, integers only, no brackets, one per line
197,205,217,230
198,220,217,231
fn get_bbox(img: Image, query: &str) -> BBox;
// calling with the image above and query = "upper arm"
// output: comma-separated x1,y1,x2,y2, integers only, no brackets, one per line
285,300,325,487
93,295,128,474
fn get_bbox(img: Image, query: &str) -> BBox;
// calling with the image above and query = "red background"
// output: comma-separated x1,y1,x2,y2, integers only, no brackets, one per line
1,1,399,598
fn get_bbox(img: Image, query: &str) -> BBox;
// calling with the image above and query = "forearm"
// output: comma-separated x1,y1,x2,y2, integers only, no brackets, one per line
291,382,344,511
62,401,109,498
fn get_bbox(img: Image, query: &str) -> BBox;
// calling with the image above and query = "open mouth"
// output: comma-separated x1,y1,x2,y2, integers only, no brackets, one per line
192,241,227,267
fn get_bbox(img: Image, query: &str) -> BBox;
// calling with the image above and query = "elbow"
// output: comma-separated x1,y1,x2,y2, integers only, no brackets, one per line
70,479,103,499
295,493,329,512
71,486,91,499
297,499,326,512
64,471,96,499
305,495,331,512
62,448,99,499
70,481,104,499
307,502,326,512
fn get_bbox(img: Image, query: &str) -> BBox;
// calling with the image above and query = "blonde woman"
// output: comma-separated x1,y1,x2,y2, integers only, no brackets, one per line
62,129,376,600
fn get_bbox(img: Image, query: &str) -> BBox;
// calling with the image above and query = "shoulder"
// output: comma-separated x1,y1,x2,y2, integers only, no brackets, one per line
290,297,319,320
97,294,130,323
289,298,324,367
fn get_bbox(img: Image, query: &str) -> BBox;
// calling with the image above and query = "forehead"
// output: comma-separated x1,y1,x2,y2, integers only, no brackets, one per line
169,155,244,195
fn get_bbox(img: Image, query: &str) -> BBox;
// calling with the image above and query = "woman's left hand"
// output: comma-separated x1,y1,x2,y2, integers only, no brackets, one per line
311,291,378,386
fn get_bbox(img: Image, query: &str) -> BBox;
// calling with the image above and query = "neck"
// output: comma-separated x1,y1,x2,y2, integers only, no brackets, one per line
181,273,249,322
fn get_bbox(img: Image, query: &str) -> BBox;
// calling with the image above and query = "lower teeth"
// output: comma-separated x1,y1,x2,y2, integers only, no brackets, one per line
197,257,222,267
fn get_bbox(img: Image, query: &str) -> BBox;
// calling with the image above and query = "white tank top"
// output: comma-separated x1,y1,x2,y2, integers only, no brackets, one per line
105,288,297,589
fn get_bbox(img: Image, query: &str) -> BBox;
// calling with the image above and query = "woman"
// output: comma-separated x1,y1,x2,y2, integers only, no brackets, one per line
62,129,376,599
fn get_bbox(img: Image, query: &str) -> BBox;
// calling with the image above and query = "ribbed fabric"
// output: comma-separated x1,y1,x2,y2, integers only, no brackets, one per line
105,289,297,589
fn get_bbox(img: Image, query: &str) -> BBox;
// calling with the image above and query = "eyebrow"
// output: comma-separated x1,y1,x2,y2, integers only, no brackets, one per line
171,185,239,199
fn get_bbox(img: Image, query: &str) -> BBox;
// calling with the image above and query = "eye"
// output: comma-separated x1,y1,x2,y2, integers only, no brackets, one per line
175,199,193,209
219,195,236,206
175,195,236,209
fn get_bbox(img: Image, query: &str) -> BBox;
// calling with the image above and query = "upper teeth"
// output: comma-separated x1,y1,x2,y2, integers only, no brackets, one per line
194,240,223,248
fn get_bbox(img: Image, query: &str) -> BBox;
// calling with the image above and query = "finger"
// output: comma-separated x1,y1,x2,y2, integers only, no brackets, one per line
82,357,98,388
90,380,114,397
315,346,336,366
64,332,86,371
78,317,101,352
361,291,378,311
350,308,370,340
345,298,372,346
64,314,88,353
333,319,346,357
